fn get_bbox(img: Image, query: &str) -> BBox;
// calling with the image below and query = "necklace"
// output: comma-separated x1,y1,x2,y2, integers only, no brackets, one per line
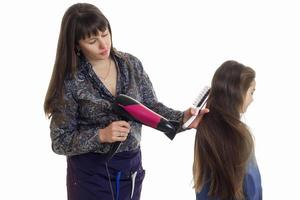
97,58,112,81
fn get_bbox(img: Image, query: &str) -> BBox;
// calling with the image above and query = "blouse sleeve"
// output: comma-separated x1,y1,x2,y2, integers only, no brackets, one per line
49,80,111,156
135,58,185,137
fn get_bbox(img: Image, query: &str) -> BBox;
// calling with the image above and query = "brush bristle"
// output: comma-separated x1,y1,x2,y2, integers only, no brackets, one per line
193,86,210,107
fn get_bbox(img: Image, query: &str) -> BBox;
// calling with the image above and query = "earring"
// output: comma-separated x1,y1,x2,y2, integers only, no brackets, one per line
76,48,81,56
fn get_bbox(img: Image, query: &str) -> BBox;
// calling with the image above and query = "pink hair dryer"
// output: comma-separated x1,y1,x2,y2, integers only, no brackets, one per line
105,94,178,160
112,94,178,140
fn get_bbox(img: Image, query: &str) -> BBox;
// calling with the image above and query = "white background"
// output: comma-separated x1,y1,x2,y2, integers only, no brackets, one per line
0,0,300,199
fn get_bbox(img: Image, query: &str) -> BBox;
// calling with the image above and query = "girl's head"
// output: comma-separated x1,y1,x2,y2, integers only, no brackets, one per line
209,60,256,116
193,60,256,200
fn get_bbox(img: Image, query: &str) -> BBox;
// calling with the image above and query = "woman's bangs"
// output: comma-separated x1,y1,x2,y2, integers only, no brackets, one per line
75,13,108,42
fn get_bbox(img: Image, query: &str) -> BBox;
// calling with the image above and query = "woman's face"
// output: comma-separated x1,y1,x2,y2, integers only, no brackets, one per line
78,28,111,61
241,80,256,113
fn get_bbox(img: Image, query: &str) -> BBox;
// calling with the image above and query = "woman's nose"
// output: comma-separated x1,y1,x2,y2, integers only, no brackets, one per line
98,38,106,49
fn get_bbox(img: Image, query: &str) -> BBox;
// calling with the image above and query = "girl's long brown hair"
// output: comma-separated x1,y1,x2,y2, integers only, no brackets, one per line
193,60,255,200
44,3,114,117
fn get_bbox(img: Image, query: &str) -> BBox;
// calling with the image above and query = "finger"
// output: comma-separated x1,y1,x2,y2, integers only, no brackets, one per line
189,117,202,128
113,131,122,137
190,108,198,115
111,123,130,133
118,136,127,142
198,108,210,115
188,109,209,129
117,121,131,129
113,130,129,137
119,131,129,137
120,132,129,138
112,134,128,142
118,127,131,134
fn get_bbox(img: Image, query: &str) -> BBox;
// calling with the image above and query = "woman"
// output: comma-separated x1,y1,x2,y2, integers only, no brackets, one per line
193,60,262,200
44,3,207,200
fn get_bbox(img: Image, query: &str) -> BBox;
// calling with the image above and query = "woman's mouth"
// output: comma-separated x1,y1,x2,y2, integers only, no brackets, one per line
100,49,109,56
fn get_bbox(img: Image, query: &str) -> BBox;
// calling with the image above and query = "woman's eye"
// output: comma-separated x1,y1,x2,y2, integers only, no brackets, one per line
89,40,96,44
102,33,108,37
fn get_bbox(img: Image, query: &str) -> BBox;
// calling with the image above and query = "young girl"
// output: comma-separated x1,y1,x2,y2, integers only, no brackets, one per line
193,60,262,200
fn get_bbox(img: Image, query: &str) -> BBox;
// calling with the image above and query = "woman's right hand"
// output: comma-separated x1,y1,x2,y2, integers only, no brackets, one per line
98,121,131,143
183,107,210,129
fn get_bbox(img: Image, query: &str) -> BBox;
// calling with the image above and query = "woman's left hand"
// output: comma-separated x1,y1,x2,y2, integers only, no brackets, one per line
183,107,209,129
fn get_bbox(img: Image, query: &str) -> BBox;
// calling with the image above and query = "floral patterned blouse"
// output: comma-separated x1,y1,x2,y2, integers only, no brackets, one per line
49,50,183,156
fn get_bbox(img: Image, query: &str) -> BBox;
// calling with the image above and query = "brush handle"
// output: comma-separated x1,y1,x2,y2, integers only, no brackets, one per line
182,107,201,129
182,91,209,129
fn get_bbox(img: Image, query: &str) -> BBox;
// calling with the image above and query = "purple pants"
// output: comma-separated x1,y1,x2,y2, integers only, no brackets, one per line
67,147,145,200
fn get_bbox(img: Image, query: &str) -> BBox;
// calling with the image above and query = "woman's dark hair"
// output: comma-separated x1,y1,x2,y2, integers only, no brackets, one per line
193,60,256,200
44,3,114,117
